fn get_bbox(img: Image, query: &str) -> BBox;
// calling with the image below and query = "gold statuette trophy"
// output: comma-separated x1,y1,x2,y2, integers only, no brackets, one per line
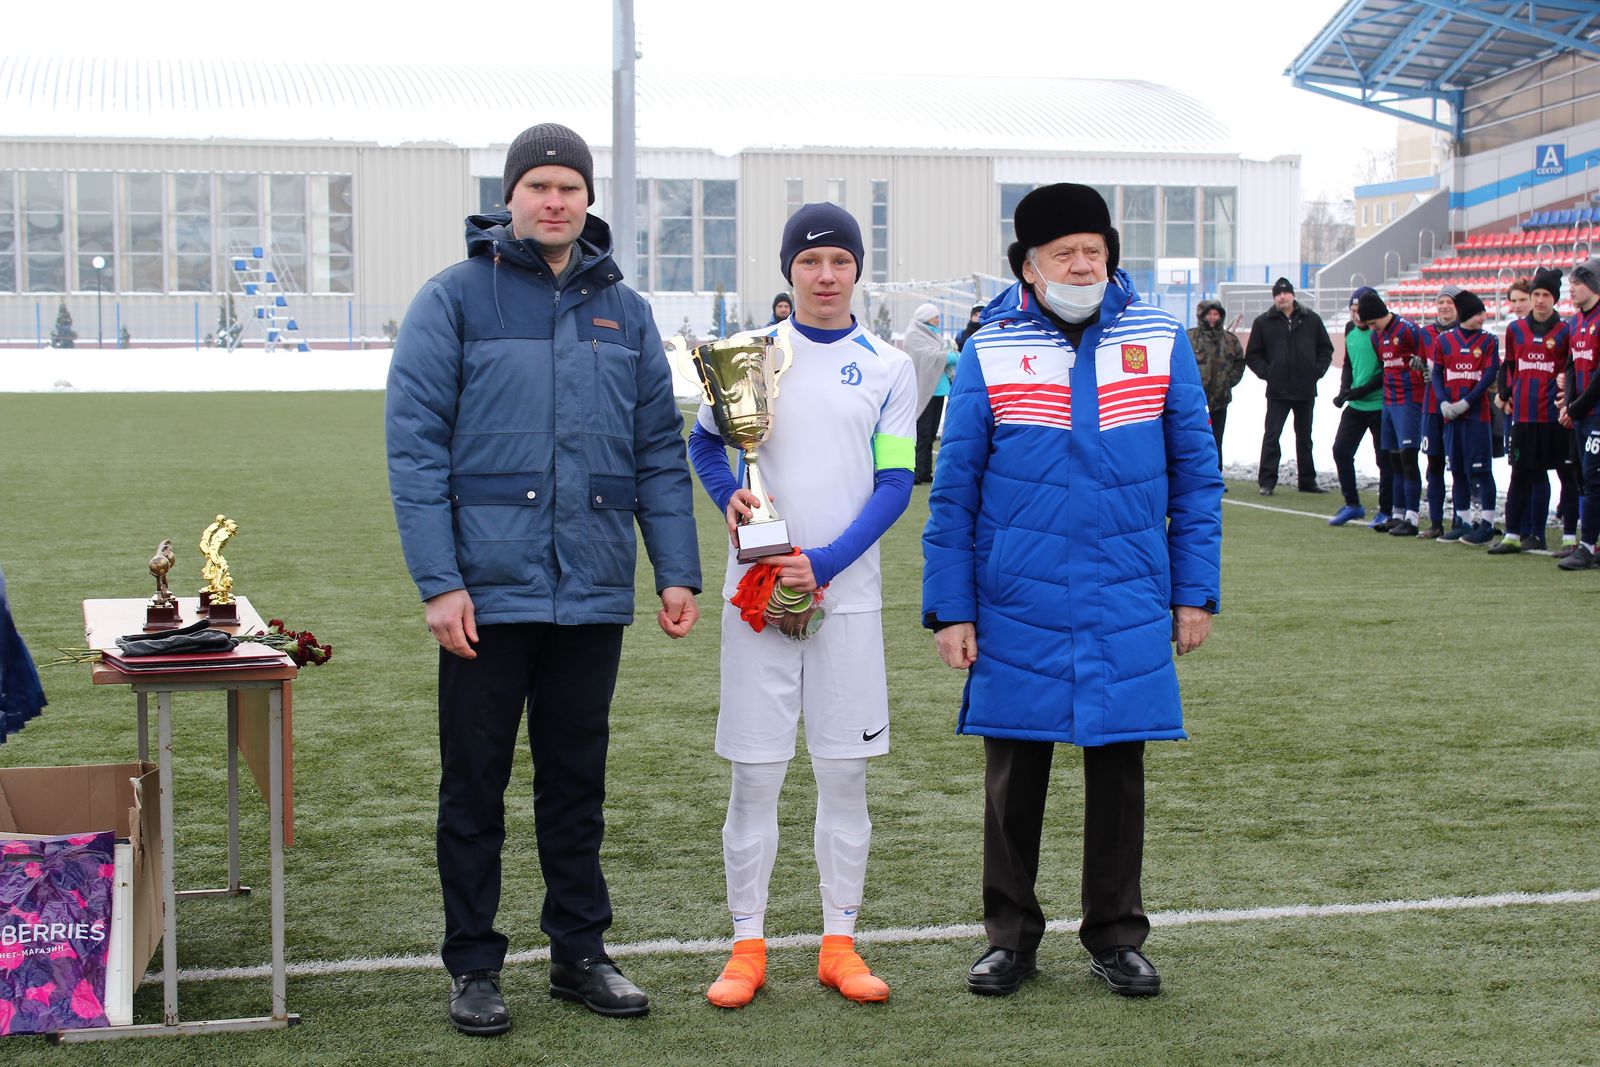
144,539,183,630
197,514,241,626
691,332,796,564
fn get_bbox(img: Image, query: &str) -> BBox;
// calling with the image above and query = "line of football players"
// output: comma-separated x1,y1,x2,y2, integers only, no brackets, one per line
1326,258,1600,566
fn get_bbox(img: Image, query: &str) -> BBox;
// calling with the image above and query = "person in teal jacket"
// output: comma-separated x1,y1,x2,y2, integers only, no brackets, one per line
923,184,1221,1003
386,123,701,1036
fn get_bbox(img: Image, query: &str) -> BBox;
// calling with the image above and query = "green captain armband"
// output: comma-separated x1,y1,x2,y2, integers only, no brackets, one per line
872,432,915,471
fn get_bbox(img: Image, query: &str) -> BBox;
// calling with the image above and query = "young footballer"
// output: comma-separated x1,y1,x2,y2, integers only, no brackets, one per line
687,203,917,1007
1432,289,1501,545
1358,291,1426,537
1491,269,1573,553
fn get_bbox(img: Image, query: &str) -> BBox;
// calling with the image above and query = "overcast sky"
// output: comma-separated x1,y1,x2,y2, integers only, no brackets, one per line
11,0,1408,200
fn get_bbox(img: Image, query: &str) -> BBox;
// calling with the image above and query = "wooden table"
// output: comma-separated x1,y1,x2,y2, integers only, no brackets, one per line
57,596,300,1041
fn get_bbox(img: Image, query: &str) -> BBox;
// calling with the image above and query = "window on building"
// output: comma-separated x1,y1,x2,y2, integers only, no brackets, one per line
634,178,740,293
870,179,889,283
999,182,1036,274
478,176,504,215
1162,186,1197,259
170,173,213,293
75,172,115,293
0,172,15,292
636,179,651,287
826,179,846,207
655,179,694,292
1120,186,1157,287
221,173,261,267
269,175,307,292
23,171,66,293
311,174,354,294
786,178,804,217
701,179,736,293
122,173,163,293
1202,187,1236,290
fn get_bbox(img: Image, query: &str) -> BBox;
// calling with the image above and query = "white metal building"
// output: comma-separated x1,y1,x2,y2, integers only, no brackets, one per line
0,55,1302,346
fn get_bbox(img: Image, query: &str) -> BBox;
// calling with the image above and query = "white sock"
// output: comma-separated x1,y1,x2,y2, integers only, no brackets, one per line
811,755,871,938
1406,509,1419,524
723,760,788,941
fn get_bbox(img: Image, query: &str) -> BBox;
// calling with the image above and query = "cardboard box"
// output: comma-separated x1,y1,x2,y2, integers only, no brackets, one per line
0,763,163,1005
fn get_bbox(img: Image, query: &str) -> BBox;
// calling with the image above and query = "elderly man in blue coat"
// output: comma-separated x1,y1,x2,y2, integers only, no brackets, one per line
923,184,1222,999
387,123,701,1035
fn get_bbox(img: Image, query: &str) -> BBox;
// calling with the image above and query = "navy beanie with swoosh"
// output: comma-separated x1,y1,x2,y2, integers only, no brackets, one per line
780,203,865,283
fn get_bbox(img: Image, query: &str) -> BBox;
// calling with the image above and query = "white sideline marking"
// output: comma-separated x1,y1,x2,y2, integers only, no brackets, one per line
1224,496,1561,554
157,888,1600,985
1222,498,1332,520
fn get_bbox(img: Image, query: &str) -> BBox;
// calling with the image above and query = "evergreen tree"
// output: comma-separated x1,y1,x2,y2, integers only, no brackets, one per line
872,301,893,340
118,326,131,349
50,302,77,348
708,286,727,339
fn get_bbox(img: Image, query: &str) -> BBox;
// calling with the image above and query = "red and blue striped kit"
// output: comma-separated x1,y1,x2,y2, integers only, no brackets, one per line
1421,320,1448,411
1376,316,1425,405
1503,315,1569,424
1434,327,1501,421
1569,302,1600,395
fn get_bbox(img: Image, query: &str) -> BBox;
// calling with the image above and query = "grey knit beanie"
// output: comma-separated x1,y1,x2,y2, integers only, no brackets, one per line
503,123,594,205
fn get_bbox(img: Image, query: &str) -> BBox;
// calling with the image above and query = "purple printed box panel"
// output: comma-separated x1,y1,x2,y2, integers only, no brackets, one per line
1,830,115,1036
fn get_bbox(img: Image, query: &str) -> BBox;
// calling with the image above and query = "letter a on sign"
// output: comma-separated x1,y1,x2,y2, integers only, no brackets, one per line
1536,144,1566,177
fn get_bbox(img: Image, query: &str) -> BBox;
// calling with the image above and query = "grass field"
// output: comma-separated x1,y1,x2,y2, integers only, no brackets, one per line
2,390,1597,1066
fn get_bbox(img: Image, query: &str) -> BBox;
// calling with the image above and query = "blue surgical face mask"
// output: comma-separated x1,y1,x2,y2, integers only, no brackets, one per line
1030,253,1107,324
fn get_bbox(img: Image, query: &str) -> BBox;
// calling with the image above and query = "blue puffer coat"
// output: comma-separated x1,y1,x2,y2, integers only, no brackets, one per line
922,273,1222,745
386,212,701,625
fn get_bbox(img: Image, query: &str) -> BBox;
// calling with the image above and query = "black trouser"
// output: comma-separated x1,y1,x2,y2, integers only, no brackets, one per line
915,395,946,481
1331,405,1389,509
1209,404,1227,470
437,622,624,975
982,737,1147,954
1580,416,1600,546
1260,397,1317,489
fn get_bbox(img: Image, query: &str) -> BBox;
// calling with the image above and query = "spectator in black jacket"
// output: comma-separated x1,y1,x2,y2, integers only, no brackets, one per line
1246,278,1334,494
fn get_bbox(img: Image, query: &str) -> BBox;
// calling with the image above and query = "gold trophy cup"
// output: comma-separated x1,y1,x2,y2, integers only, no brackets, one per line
691,332,796,564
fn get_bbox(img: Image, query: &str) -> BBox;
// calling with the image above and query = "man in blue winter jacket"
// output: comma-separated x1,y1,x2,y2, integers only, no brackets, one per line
923,184,1222,1000
386,123,701,1036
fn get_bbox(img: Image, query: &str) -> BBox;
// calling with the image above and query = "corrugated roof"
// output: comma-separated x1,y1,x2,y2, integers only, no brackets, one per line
0,55,1233,156
1286,0,1600,137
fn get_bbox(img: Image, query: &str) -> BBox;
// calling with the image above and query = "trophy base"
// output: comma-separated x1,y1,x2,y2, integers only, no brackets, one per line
736,518,793,565
197,589,212,615
205,600,241,626
144,602,183,632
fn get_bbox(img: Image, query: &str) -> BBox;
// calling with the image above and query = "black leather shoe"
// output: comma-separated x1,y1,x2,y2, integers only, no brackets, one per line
550,956,650,1017
1089,946,1161,997
1258,485,1275,496
449,969,510,1036
1298,484,1329,494
966,946,1037,996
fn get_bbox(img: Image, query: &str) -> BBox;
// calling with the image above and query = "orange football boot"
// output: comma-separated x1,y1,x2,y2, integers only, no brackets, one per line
817,934,889,1003
707,938,767,1008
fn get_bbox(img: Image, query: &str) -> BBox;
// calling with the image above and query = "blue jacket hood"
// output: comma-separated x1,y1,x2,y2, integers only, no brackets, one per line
464,210,618,277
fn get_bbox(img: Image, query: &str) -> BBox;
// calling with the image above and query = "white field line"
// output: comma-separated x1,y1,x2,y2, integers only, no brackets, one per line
1223,496,1560,554
159,887,1600,985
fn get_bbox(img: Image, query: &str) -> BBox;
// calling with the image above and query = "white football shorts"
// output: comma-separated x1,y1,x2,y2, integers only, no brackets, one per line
715,603,890,763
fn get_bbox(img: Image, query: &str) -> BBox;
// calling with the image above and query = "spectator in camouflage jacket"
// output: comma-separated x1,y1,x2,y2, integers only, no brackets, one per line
1187,299,1245,472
